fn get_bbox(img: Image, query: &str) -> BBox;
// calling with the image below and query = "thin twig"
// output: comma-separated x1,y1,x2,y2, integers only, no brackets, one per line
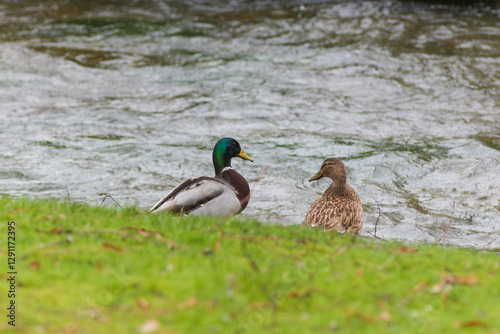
437,201,455,244
373,203,381,238
413,228,429,241
480,238,498,251
100,193,123,209
356,185,382,238
367,231,387,241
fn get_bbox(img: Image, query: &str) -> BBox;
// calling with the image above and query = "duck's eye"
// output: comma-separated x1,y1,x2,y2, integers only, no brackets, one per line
230,144,240,155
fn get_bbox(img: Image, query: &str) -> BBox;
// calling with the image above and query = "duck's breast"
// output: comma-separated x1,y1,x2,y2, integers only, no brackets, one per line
220,168,251,212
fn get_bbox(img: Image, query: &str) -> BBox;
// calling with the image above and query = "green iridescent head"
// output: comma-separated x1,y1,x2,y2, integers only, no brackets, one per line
212,137,253,175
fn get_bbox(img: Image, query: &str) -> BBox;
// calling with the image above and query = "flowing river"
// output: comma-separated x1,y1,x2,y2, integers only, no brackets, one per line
0,0,499,249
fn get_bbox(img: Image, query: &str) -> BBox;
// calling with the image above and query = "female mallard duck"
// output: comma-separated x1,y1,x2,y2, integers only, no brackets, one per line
149,137,253,216
302,158,363,234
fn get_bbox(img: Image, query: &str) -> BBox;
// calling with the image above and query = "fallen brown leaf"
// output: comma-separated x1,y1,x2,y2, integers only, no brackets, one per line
249,301,268,311
412,281,429,293
353,312,375,323
356,268,364,277
120,227,183,249
166,240,182,250
453,275,479,285
431,274,479,293
122,227,164,239
136,297,149,310
454,319,488,328
215,241,221,251
178,297,198,310
102,243,123,252
30,261,41,270
378,300,388,309
377,311,392,322
337,247,347,254
398,246,418,253
36,228,69,234
287,290,311,298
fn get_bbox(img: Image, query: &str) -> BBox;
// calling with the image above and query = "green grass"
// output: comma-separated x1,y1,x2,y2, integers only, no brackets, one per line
0,196,499,334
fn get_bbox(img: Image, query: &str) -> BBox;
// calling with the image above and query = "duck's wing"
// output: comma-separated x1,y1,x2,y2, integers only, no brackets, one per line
188,187,241,216
148,176,239,215
303,197,363,234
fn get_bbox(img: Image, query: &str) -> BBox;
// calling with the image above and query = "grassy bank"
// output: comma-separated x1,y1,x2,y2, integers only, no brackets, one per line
0,197,499,333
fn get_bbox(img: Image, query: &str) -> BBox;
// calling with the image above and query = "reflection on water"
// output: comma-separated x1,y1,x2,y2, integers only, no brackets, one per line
0,0,499,249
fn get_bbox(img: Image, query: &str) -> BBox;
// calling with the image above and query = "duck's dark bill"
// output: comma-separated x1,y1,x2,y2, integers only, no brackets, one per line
309,171,323,182
238,150,254,162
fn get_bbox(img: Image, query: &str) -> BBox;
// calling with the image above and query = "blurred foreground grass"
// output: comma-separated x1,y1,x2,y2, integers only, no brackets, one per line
0,197,499,333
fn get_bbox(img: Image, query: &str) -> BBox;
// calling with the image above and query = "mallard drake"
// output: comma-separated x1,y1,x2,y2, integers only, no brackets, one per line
149,137,253,216
302,158,363,234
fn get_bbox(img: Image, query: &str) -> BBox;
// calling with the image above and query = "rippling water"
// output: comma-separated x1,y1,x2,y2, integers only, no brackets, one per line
1,0,499,249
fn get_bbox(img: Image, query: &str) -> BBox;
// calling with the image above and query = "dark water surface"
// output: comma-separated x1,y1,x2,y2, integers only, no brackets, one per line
1,0,499,249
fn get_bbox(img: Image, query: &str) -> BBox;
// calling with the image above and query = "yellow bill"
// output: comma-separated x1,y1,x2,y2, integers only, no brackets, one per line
309,170,323,182
238,150,254,162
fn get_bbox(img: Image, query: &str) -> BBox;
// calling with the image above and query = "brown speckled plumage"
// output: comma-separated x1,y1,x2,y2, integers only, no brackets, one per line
303,158,363,234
